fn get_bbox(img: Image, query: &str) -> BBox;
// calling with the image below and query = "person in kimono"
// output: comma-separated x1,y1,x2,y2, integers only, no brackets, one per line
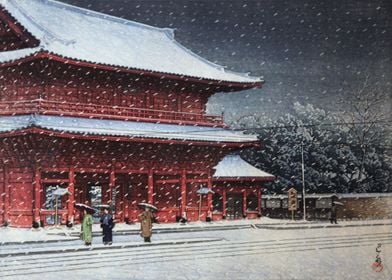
81,208,93,246
329,202,338,224
139,207,154,242
100,207,114,245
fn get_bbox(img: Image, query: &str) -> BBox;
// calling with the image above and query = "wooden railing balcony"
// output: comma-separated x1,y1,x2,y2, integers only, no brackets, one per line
0,99,225,127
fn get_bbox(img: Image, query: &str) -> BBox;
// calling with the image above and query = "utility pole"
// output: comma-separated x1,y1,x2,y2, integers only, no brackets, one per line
301,140,306,220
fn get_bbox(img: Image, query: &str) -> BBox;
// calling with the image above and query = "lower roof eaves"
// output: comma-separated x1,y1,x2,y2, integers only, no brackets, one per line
0,115,258,145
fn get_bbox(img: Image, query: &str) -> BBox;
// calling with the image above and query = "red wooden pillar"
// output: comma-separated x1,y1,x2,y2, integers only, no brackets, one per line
124,182,129,220
207,172,213,219
243,188,247,218
3,166,9,223
67,167,75,224
114,179,123,222
147,169,154,204
222,188,227,217
0,169,3,222
180,169,187,218
34,167,41,223
257,186,262,215
109,169,115,205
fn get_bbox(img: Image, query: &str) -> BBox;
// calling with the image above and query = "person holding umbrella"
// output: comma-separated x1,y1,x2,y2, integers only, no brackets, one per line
138,203,157,243
75,203,95,246
81,208,93,246
100,206,114,245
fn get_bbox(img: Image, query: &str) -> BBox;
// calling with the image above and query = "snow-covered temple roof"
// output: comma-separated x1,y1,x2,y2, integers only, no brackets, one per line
213,155,275,180
0,115,258,143
0,0,262,85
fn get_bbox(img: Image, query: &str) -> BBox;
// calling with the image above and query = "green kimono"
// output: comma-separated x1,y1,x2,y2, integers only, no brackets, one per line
81,214,93,243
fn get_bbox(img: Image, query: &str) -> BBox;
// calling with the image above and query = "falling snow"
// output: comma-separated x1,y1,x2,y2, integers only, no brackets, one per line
0,0,391,279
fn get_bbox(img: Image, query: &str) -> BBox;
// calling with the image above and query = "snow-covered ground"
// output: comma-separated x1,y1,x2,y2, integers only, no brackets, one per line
0,217,297,243
0,227,77,244
2,217,390,243
0,219,391,279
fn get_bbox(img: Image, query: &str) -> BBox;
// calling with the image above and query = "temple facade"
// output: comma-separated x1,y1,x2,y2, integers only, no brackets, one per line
0,0,274,227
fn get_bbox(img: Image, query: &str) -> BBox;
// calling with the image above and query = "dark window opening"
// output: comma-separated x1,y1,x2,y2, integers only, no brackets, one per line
247,193,258,211
212,193,223,212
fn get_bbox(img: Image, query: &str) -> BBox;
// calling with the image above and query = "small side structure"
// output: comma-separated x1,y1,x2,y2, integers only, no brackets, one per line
212,155,275,220
262,193,392,220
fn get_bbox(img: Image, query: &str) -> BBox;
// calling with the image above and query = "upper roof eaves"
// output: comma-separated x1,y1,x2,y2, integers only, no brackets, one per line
0,0,262,85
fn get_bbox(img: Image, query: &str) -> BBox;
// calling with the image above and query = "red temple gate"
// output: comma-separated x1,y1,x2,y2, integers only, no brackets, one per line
0,0,274,227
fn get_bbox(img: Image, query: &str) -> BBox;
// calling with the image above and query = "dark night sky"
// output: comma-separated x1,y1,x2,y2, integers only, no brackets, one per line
60,0,392,121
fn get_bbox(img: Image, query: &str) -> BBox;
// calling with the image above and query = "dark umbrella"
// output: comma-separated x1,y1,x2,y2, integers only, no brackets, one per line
96,204,112,210
75,203,96,214
138,202,158,212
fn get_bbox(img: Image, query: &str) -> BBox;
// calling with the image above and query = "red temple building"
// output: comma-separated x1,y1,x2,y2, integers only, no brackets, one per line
0,0,274,227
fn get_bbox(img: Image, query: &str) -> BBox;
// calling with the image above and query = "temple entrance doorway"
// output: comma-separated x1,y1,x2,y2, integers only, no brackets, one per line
226,193,243,219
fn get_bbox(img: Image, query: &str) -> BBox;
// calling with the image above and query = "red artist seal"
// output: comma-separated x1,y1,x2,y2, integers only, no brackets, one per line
371,261,383,272
372,243,383,272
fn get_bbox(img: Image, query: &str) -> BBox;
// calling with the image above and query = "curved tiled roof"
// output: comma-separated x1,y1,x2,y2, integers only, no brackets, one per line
213,155,275,180
0,115,258,143
0,0,262,85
